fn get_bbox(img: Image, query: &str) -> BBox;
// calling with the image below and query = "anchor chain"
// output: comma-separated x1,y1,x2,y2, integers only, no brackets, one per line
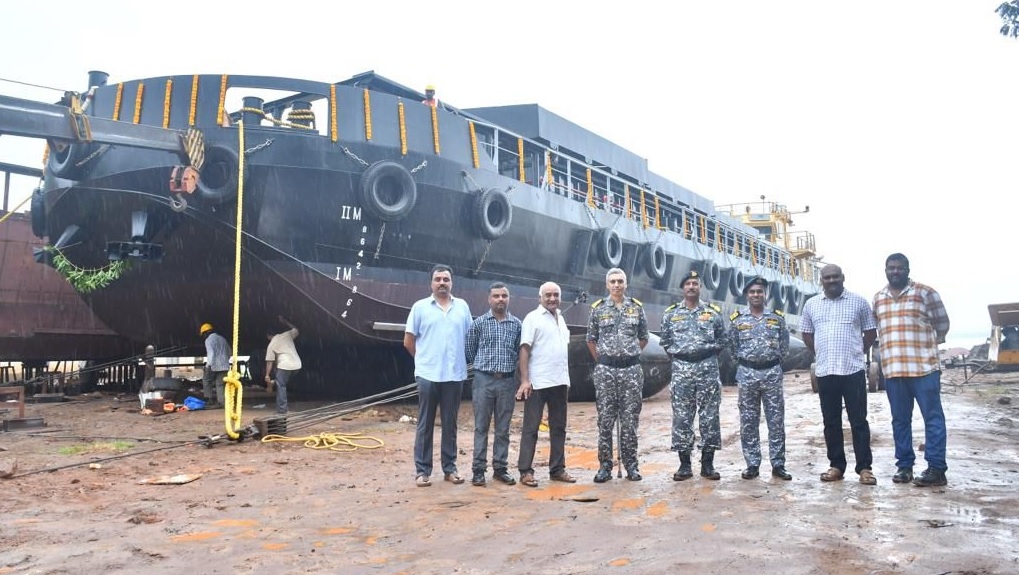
342,147,370,168
244,138,274,156
410,159,428,173
474,240,493,274
74,144,109,167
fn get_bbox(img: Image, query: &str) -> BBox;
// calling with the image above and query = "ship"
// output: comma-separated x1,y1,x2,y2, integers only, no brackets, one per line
3,70,821,401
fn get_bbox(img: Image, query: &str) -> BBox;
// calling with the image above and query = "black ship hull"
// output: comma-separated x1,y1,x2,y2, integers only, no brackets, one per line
31,71,820,400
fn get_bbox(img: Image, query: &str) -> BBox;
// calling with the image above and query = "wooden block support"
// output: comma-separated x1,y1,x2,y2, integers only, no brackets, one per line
0,386,26,419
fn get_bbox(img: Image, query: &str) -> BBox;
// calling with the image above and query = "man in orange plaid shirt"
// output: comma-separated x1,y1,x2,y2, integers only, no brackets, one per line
872,253,950,488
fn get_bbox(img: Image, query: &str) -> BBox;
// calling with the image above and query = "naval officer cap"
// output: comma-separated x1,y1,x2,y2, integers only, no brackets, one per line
680,270,701,286
743,276,768,295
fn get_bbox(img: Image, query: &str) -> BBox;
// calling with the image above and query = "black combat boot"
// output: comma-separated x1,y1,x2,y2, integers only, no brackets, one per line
700,449,720,480
673,451,693,481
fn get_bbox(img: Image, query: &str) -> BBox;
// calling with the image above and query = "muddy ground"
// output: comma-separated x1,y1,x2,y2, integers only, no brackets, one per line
1,368,1017,575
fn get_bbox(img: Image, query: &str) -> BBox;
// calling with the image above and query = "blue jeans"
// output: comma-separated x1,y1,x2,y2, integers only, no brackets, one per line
471,372,516,474
885,371,947,471
414,376,464,478
275,368,297,414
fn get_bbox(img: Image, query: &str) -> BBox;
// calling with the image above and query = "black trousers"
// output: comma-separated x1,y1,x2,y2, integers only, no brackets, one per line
817,370,872,474
517,384,569,477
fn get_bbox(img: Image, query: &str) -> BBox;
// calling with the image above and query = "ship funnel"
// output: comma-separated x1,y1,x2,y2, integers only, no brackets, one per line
87,71,109,89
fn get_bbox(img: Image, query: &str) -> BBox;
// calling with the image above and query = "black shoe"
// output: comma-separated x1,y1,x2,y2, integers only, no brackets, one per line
673,452,693,481
741,466,759,480
626,468,642,481
892,467,914,484
492,470,516,485
594,466,612,483
700,449,720,480
471,471,486,487
771,466,792,480
913,468,947,487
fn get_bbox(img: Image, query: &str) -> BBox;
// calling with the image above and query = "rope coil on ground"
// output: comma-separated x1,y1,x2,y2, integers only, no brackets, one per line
261,432,385,452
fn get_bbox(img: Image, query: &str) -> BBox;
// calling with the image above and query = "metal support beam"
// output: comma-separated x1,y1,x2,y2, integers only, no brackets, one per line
0,95,185,154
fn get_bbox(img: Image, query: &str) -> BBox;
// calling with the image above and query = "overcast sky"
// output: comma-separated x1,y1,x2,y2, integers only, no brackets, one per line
1,1,1015,349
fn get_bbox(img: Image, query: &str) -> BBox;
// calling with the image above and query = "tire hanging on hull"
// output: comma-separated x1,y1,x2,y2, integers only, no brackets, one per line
46,140,94,181
597,229,623,269
196,145,244,205
728,269,746,297
700,260,721,290
358,160,418,221
30,187,46,239
644,242,667,280
472,188,513,240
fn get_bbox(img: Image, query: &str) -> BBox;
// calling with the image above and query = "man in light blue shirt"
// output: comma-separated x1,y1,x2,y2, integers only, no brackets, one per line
404,264,473,487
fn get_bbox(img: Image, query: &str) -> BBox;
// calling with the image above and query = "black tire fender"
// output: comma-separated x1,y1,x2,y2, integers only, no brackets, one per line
644,242,667,280
770,281,786,308
46,140,93,180
473,188,513,240
196,145,242,204
30,187,46,238
729,269,746,297
701,261,721,290
359,160,418,221
597,229,623,269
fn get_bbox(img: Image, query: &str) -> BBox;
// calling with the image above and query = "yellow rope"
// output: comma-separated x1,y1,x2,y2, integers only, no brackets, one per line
236,107,315,130
329,84,338,142
261,431,385,452
222,120,246,439
132,82,144,124
0,194,33,225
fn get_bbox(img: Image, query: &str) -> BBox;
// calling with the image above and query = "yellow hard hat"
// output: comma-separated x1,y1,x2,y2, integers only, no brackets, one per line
425,84,436,91
199,323,214,335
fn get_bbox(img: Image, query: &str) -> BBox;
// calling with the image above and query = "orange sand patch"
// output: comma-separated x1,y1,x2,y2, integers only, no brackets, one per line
608,558,631,566
524,483,589,500
565,447,600,469
612,497,645,511
213,519,259,528
322,527,356,535
700,523,717,532
170,531,221,542
262,542,288,550
364,535,378,545
646,500,669,517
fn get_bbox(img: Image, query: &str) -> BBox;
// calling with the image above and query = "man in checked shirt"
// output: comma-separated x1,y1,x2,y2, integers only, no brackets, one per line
801,264,878,486
466,282,523,487
872,253,951,488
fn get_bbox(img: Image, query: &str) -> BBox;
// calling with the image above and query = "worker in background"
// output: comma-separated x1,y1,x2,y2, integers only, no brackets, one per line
422,84,441,108
265,316,302,414
200,323,231,408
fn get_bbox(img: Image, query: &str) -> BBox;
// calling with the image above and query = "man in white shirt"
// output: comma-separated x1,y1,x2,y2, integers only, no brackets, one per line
516,282,576,487
265,316,302,414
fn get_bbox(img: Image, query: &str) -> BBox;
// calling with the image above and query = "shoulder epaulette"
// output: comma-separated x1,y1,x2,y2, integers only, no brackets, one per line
730,311,740,321
709,303,722,313
665,303,678,312
591,298,604,309
774,309,785,317
631,297,643,307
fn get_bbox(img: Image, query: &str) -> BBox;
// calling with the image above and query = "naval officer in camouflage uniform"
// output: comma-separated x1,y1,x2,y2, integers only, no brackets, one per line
659,270,727,481
586,268,649,482
729,276,792,481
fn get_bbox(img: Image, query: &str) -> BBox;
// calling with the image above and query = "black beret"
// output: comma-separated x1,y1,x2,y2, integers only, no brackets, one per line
680,270,701,286
743,276,768,295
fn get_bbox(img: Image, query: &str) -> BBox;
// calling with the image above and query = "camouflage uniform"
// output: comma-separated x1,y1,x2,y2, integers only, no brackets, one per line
659,302,727,452
730,308,789,469
587,296,649,472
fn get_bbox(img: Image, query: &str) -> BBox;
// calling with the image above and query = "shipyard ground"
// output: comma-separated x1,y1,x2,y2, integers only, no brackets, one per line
1,369,1017,575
